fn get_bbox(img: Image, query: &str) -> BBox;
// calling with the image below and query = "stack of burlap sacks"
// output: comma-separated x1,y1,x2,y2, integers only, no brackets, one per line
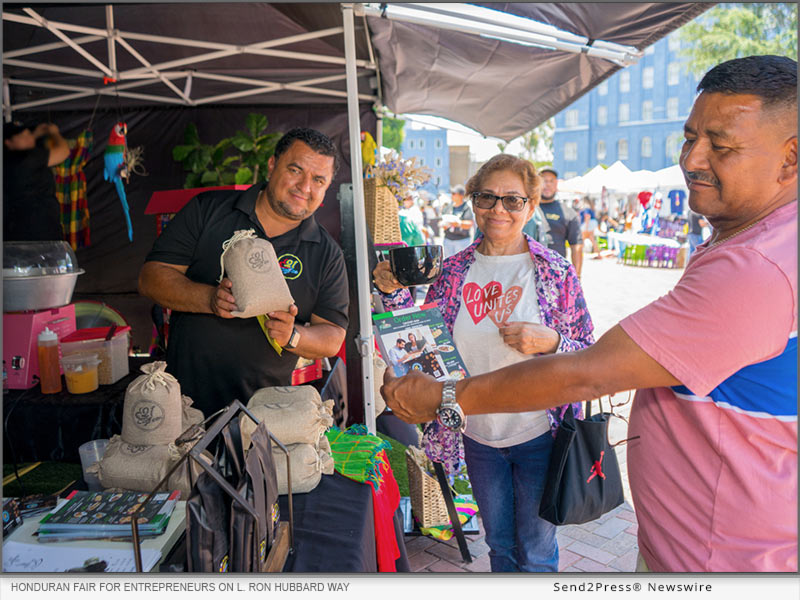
240,386,335,494
92,362,206,497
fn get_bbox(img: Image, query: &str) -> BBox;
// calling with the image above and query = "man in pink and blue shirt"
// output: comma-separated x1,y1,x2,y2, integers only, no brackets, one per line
382,55,797,572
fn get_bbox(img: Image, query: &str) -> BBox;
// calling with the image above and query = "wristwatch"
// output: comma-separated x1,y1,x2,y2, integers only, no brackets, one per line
436,380,466,433
284,327,301,350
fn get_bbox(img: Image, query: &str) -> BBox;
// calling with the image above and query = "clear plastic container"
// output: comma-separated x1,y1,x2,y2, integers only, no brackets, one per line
61,327,130,384
3,240,80,277
61,352,101,394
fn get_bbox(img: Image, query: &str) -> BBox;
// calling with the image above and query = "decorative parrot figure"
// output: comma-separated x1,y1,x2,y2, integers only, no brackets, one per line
360,131,377,170
103,122,132,241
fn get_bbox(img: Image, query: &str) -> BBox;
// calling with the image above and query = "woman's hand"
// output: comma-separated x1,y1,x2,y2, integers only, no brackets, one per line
372,261,405,294
498,321,560,355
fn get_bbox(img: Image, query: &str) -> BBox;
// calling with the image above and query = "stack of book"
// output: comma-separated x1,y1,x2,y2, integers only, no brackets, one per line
36,490,180,542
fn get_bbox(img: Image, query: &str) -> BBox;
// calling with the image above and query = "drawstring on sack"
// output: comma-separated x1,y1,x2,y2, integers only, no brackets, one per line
218,229,257,283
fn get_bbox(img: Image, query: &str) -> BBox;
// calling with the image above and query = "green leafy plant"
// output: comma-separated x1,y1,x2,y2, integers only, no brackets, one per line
172,114,281,189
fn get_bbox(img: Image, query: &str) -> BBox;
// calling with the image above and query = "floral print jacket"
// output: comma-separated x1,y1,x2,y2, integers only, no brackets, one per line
382,234,595,474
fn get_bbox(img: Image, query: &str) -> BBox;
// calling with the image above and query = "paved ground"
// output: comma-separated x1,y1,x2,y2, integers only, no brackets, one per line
406,251,684,572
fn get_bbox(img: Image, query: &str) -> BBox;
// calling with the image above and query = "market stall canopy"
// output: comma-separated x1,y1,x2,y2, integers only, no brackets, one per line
3,2,712,138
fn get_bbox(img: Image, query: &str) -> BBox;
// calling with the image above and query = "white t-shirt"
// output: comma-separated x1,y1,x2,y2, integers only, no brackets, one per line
453,250,551,447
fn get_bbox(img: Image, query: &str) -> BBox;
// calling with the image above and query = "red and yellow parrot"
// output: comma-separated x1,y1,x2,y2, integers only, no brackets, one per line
103,122,132,241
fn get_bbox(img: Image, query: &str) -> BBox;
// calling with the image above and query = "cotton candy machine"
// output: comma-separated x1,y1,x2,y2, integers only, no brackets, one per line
3,241,84,312
3,241,81,389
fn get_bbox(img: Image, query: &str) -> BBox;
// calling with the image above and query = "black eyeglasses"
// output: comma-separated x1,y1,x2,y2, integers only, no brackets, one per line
471,192,529,212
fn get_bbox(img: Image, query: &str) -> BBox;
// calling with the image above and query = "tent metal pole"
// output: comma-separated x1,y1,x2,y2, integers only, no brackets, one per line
115,36,193,103
3,58,104,78
342,3,376,434
3,79,12,122
3,35,104,59
105,5,117,79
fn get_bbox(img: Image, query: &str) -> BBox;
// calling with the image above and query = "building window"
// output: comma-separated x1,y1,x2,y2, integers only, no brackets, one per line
641,100,653,121
435,157,443,168
668,34,680,52
597,106,608,126
641,136,653,158
619,70,630,93
408,139,414,149
564,171,578,179
418,139,425,149
434,138,443,149
565,109,579,127
618,103,630,123
667,97,679,119
597,140,607,161
668,62,680,86
642,67,654,89
666,132,682,164
564,142,578,161
617,138,629,160
435,176,442,186
419,157,425,166
645,44,655,55
598,80,609,96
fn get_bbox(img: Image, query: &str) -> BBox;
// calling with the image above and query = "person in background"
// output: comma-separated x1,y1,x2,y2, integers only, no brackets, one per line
382,55,798,573
537,168,583,277
687,209,709,256
138,128,349,416
399,193,426,247
3,120,70,241
441,184,474,257
579,199,599,253
374,153,594,572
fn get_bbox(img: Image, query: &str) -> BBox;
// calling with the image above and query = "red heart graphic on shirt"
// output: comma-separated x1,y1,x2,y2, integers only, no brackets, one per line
462,281,523,327
463,281,502,324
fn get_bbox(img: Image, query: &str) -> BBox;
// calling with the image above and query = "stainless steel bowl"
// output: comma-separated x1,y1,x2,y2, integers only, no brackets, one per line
3,270,84,312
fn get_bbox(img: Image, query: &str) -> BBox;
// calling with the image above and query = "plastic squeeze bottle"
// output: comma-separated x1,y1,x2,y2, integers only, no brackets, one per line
37,327,62,394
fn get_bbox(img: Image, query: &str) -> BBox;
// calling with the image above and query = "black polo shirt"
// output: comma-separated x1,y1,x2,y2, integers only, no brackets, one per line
145,183,349,415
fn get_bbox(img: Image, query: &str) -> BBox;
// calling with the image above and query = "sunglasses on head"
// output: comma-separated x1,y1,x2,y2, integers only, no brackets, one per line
471,192,529,212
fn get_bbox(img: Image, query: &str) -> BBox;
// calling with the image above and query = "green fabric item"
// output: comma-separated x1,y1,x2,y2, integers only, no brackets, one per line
325,425,391,487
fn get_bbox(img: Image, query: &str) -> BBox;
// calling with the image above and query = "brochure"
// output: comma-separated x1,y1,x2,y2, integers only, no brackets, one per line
373,303,469,381
37,490,180,538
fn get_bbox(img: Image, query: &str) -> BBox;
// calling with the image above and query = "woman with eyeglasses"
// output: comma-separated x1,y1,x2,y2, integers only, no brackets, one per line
373,154,595,572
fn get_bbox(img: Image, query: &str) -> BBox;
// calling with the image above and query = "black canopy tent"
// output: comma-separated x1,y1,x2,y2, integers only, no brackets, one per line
2,2,712,427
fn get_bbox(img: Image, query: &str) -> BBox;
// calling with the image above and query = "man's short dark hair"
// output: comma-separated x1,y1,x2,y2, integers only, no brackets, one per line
697,55,797,113
274,127,340,176
539,167,558,178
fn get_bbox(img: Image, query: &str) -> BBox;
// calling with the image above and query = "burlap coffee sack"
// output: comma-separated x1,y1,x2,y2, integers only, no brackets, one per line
95,435,212,496
218,229,294,319
122,362,183,446
240,398,333,450
247,385,325,410
273,443,334,495
182,395,205,430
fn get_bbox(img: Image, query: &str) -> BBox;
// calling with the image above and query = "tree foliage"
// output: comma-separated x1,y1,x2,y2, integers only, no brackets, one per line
677,3,797,77
496,118,555,163
381,116,405,151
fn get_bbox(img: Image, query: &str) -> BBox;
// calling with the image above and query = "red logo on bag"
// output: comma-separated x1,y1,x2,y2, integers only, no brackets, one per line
586,451,606,483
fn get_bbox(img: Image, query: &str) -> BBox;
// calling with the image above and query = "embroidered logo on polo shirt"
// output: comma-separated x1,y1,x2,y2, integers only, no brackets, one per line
278,253,303,280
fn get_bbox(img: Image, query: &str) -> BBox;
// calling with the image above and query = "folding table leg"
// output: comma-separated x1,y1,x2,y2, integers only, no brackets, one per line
432,461,472,563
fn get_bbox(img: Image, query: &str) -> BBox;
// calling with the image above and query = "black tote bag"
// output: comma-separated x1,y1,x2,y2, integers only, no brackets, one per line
538,401,625,525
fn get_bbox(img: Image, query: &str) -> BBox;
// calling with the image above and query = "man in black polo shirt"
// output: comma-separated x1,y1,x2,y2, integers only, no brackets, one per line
138,128,349,415
537,168,583,277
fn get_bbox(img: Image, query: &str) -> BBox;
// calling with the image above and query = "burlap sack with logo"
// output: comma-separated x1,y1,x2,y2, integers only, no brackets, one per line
95,434,211,497
241,386,333,449
122,362,183,446
273,442,334,495
219,229,294,319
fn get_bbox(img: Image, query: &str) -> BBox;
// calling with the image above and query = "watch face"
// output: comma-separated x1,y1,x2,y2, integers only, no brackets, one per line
438,407,463,430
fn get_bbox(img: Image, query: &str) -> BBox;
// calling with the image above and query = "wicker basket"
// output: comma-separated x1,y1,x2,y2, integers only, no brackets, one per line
363,178,402,245
405,448,450,528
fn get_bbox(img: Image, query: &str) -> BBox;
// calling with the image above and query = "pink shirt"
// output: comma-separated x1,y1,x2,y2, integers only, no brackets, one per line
621,200,797,572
